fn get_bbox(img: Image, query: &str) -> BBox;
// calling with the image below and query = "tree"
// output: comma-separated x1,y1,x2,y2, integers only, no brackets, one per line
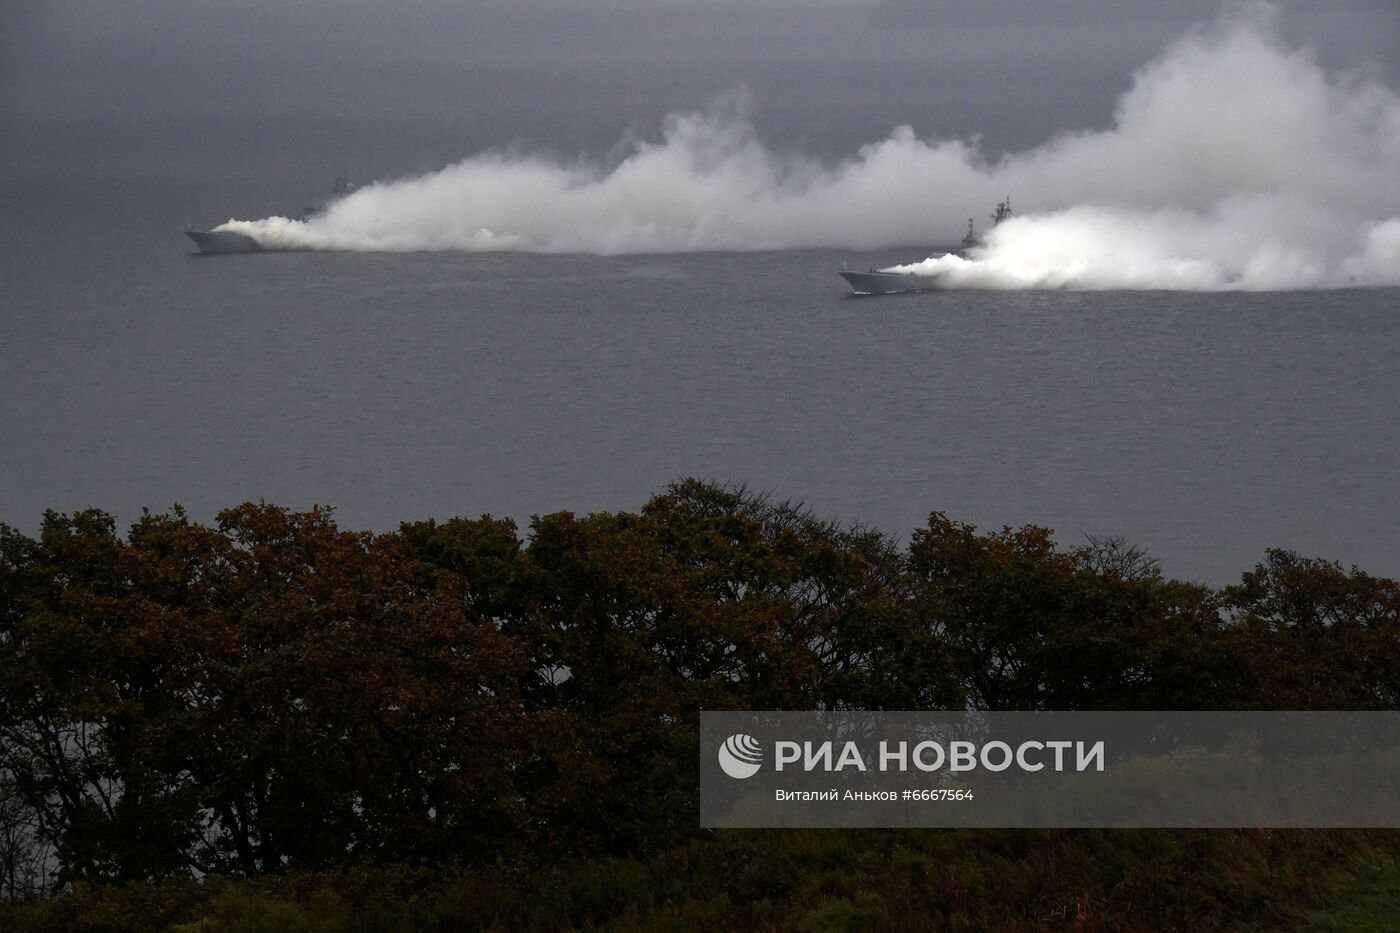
907,513,1233,710
1222,549,1400,709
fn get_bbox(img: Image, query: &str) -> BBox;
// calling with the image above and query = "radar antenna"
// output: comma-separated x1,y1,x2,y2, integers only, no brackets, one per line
992,197,1012,226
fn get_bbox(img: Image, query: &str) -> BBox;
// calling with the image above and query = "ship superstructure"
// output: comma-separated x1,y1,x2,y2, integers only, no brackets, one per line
185,173,353,255
838,197,1013,294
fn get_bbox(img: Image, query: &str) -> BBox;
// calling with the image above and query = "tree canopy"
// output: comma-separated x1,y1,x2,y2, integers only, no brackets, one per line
1,480,1396,901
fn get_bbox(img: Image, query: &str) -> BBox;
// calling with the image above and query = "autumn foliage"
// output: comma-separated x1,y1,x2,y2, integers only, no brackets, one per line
1,480,1398,926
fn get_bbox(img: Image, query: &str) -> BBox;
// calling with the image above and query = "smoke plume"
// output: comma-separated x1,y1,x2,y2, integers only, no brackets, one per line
219,4,1400,289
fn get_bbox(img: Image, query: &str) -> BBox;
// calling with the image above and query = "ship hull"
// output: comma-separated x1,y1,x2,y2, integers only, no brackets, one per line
839,270,942,295
186,230,261,254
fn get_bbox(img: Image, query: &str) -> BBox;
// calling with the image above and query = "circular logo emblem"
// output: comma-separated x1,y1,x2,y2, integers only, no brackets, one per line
718,733,763,779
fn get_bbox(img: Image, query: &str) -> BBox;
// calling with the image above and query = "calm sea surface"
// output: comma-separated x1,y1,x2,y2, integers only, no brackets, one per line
3,174,1397,584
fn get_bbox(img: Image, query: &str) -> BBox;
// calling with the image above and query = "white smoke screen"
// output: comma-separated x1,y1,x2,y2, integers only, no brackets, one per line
220,4,1400,290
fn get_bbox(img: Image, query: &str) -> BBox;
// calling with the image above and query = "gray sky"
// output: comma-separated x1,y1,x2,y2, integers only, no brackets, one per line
3,1,1396,183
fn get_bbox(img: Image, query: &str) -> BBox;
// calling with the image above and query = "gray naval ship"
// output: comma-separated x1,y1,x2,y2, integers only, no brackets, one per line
185,173,353,254
185,229,261,254
839,198,1011,294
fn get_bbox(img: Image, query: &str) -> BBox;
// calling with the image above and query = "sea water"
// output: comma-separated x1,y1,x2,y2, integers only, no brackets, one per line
2,173,1397,584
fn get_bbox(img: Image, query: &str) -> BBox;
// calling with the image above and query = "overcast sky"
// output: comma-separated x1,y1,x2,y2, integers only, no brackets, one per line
3,1,1397,182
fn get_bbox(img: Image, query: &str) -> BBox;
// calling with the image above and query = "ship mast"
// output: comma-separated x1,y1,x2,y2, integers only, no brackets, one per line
992,196,1012,226
962,217,979,251
960,198,1013,252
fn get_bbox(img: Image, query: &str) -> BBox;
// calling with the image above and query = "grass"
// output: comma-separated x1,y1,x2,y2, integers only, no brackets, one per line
1307,861,1400,932
12,830,1400,931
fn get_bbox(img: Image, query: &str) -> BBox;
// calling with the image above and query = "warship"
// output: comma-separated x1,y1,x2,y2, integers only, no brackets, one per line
184,229,262,254
839,198,1012,295
185,173,353,255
